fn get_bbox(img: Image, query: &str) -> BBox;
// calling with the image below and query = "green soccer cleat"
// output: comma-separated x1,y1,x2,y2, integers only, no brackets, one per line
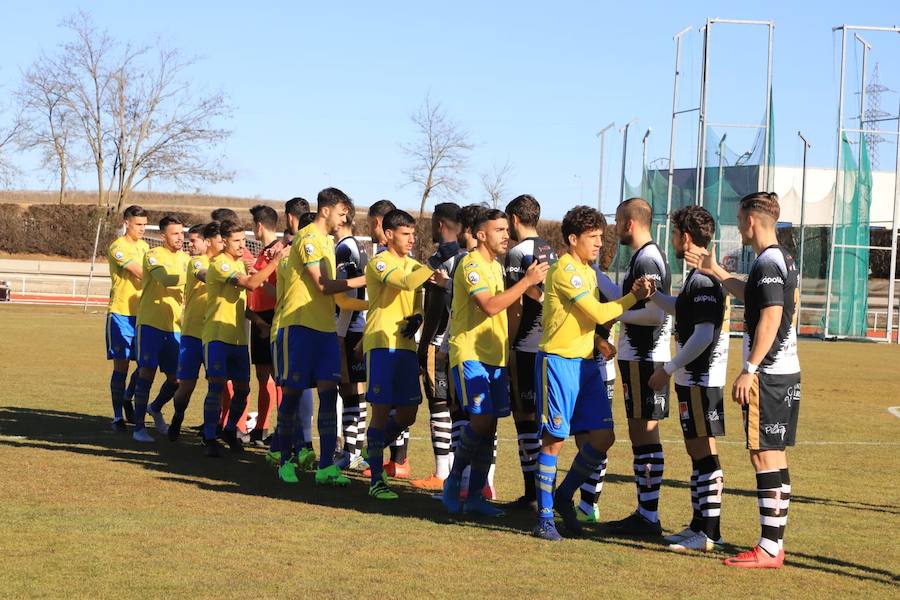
277,461,299,484
296,447,318,471
265,450,282,467
369,480,399,500
315,464,350,487
576,504,600,523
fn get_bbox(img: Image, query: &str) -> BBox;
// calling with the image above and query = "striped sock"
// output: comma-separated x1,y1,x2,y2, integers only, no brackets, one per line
779,468,791,550
556,444,607,502
756,469,782,557
633,444,664,523
515,419,540,500
450,424,480,478
578,455,608,515
696,454,723,540
536,452,557,522
466,436,494,497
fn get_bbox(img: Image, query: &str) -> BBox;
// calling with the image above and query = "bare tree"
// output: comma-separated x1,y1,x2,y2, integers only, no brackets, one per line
402,94,473,219
481,160,513,209
0,91,23,187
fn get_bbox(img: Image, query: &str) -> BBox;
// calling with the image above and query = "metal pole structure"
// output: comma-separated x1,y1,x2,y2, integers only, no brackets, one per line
597,122,615,212
695,21,711,206
641,128,652,198
887,98,900,343
797,131,811,331
763,22,774,189
824,26,848,338
851,35,870,334
664,26,692,255
619,118,637,203
715,132,727,235
83,214,105,313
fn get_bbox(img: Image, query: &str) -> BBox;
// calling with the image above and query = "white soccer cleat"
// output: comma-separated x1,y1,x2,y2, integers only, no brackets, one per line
132,428,155,443
148,409,168,435
668,531,721,552
664,526,696,544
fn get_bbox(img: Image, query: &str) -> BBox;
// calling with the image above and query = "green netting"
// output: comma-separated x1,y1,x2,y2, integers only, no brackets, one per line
827,133,872,337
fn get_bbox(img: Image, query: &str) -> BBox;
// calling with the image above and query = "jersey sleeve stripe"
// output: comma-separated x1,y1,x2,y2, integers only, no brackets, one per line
381,267,398,282
468,286,488,296
571,290,589,302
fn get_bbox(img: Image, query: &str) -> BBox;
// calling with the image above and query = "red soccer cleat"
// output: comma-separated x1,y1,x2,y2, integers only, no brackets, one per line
384,459,411,479
410,474,445,491
723,546,785,569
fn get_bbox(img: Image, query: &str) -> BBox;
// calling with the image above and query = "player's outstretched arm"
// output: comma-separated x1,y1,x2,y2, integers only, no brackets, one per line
471,260,549,317
335,293,367,312
685,244,746,301
234,246,289,291
595,269,621,301
648,290,677,315
147,263,184,287
123,262,143,280
305,262,366,295
649,322,714,390
381,263,435,292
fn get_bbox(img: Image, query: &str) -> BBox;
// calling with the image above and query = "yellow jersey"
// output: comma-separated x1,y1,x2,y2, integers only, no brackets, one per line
539,253,637,359
449,249,507,367
363,250,431,353
107,236,149,316
280,223,337,333
181,254,210,339
202,253,248,346
137,246,189,333
272,244,298,335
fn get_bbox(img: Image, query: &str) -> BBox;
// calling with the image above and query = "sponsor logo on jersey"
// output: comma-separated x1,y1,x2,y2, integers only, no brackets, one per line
694,294,717,303
467,271,481,284
552,414,563,427
375,260,387,272
758,276,784,285
643,273,662,282
763,422,787,440
472,394,483,407
570,275,583,289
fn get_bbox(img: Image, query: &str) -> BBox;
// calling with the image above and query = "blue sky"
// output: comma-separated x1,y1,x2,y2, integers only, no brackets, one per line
1,1,898,218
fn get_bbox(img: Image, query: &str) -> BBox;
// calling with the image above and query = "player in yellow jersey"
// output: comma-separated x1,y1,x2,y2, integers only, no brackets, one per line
167,222,224,441
441,208,549,517
200,220,288,457
131,216,190,442
531,206,653,540
274,188,367,484
362,209,445,500
106,205,148,431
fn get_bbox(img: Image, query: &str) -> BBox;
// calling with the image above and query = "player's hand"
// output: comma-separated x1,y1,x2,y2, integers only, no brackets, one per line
247,266,258,275
275,245,291,261
429,268,449,287
648,366,670,392
524,260,550,286
685,244,719,277
631,276,654,300
732,371,754,406
400,313,424,338
594,336,617,361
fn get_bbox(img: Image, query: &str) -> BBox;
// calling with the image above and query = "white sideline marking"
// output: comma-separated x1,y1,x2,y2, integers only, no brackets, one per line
888,406,900,419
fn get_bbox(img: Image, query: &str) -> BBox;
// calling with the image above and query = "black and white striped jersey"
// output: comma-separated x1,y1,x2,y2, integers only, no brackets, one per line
744,245,800,375
617,241,673,362
425,244,464,348
335,236,367,336
505,237,558,353
674,269,729,387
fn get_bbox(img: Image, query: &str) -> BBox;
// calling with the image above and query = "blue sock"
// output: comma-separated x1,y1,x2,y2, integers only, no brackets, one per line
126,370,138,400
149,379,178,413
367,427,386,485
202,382,224,440
110,371,127,420
536,452,558,522
466,436,495,498
133,376,152,431
450,424,480,478
292,401,306,449
317,387,338,469
277,391,299,464
557,444,607,502
225,387,249,431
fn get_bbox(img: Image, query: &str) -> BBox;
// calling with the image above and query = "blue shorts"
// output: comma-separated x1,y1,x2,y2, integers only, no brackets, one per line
271,328,285,385
105,313,137,360
535,351,614,438
137,324,180,374
203,340,251,382
452,361,510,418
366,348,422,406
177,335,204,381
284,325,340,390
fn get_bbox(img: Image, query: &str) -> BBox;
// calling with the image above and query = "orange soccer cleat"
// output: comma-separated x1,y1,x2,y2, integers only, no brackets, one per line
410,474,446,491
723,546,785,569
384,459,411,479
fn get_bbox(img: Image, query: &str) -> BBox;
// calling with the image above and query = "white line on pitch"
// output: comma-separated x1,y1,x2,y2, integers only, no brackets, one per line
888,406,900,419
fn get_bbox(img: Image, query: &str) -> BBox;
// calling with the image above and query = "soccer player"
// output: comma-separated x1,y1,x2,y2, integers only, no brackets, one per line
245,204,285,443
601,197,673,536
503,194,558,509
685,192,799,569
334,204,370,471
106,205,148,431
201,220,287,456
131,216,189,442
275,188,366,484
410,202,462,491
363,209,445,499
167,222,223,441
442,208,549,517
532,206,652,541
644,206,729,552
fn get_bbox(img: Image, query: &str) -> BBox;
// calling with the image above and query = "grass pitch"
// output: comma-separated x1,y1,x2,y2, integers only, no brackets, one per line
1,304,898,598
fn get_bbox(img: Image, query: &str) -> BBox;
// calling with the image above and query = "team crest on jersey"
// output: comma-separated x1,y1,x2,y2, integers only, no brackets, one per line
375,260,387,272
193,260,203,269
221,263,230,272
467,271,481,285
570,275,583,289
563,263,575,272
148,256,158,265
372,385,381,395
114,251,124,260
472,394,483,407
304,243,315,255
552,414,563,427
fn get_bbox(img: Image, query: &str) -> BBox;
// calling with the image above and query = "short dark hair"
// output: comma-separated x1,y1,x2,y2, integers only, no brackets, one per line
123,205,147,220
617,197,652,228
561,205,606,243
433,202,461,225
739,191,780,221
285,197,309,218
219,219,243,238
202,222,220,239
342,203,356,227
368,199,396,218
316,187,353,212
671,206,716,248
250,204,279,229
159,215,183,231
187,223,205,236
382,209,416,231
458,204,487,234
505,194,540,227
473,208,507,233
211,208,240,225
298,212,316,229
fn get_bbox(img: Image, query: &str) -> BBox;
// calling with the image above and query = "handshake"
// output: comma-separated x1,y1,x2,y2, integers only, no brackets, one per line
630,276,656,301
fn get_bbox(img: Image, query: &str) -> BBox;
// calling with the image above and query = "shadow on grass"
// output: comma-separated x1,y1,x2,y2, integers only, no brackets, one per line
0,406,897,587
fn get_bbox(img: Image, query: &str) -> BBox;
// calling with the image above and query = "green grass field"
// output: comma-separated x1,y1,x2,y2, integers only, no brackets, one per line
1,304,898,598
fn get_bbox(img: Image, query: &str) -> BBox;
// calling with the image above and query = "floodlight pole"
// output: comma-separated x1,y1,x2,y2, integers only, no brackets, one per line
619,118,638,202
695,21,711,206
641,128,652,197
597,122,615,212
763,23,774,189
664,26,692,254
715,133,727,235
888,98,900,343
797,131,811,329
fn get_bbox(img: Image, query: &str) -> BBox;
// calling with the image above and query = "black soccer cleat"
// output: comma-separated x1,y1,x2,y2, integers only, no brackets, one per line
111,418,128,433
605,511,663,537
167,413,184,442
221,428,244,453
123,400,135,424
204,438,223,458
554,493,584,537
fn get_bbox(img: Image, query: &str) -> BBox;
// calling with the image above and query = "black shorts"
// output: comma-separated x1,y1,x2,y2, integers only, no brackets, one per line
619,359,670,420
744,372,800,450
339,331,367,385
419,344,450,404
509,350,537,414
249,309,275,365
675,384,725,439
